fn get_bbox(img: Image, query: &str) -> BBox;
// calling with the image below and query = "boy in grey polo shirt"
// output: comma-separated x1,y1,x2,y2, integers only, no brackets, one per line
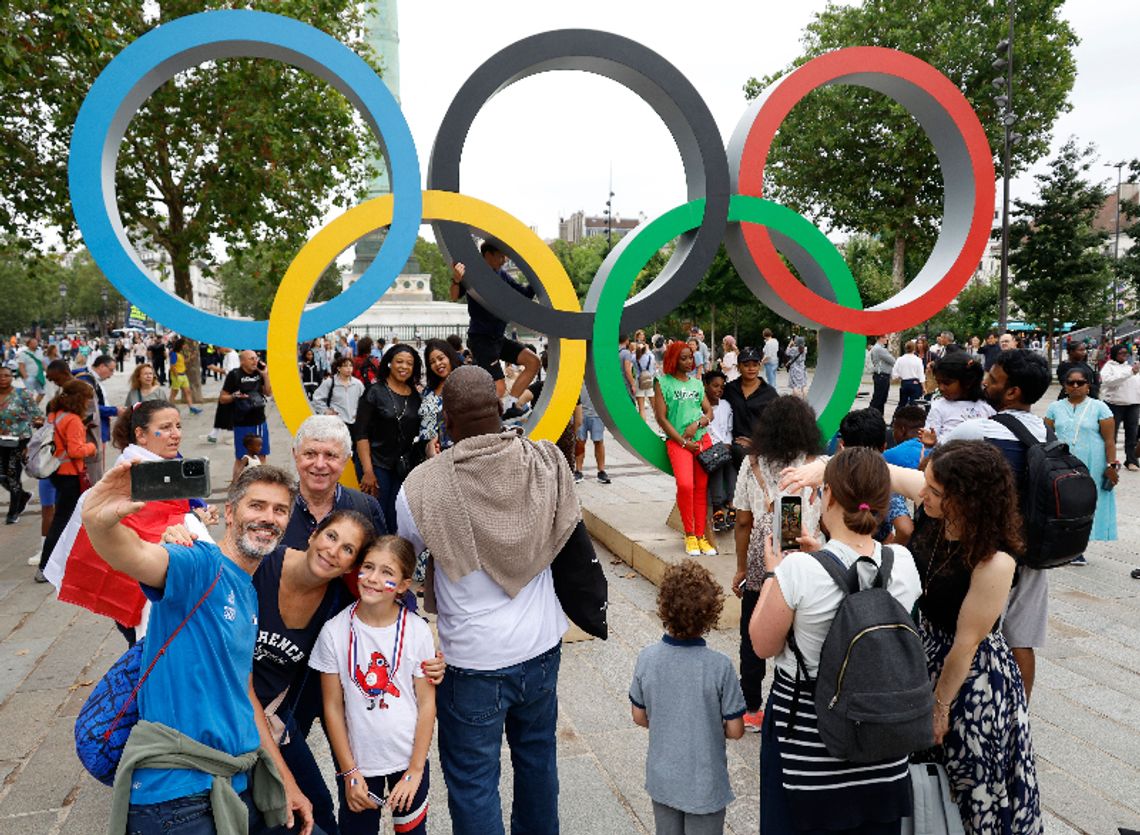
630,560,746,835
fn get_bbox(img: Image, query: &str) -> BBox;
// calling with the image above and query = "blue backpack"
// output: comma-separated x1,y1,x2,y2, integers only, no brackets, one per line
74,568,221,785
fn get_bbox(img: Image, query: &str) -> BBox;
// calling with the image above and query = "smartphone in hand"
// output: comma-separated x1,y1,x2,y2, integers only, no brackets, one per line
778,495,803,552
131,459,211,502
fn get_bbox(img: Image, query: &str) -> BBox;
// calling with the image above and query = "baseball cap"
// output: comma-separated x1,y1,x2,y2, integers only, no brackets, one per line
738,347,762,363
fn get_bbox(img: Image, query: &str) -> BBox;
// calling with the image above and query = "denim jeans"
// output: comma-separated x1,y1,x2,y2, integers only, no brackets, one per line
126,789,323,835
279,717,338,835
437,643,561,835
899,380,924,408
764,362,778,388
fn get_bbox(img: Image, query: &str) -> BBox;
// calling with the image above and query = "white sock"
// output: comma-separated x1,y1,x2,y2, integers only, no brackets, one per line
502,394,517,409
207,430,218,440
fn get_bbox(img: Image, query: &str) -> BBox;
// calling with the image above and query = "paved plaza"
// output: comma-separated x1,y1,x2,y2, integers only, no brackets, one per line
0,367,1137,834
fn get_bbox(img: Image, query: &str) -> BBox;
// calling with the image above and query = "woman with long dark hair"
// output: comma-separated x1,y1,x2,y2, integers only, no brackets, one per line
354,344,424,531
731,395,822,733
419,338,464,456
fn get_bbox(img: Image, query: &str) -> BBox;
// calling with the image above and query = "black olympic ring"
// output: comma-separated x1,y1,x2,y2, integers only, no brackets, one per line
427,29,731,341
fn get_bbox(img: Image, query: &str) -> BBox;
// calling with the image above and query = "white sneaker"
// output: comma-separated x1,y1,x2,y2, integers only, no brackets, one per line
28,553,40,566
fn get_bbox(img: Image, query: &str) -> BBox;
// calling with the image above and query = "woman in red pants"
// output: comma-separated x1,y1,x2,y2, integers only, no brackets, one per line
653,340,716,556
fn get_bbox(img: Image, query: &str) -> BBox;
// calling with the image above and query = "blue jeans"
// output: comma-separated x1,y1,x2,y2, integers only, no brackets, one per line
764,362,778,387
437,644,561,835
898,380,924,408
126,789,324,835
279,720,338,835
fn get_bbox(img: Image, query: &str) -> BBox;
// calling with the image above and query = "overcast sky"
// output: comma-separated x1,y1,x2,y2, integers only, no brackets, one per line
390,0,1139,242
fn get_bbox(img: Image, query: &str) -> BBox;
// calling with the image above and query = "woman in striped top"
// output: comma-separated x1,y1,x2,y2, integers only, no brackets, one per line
750,447,921,833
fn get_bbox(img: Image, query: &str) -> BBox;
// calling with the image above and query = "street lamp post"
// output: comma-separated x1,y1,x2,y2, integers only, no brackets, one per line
100,287,109,338
1108,161,1125,330
58,281,67,332
993,1,1016,331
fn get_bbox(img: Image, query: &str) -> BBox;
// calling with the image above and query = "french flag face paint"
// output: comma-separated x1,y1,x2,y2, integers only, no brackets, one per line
383,580,399,592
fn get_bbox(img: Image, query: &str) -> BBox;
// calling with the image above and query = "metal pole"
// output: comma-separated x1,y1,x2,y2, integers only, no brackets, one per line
998,3,1014,331
1110,161,1123,329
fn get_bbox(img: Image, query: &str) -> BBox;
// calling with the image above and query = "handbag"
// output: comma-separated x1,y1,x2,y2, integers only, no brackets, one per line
900,762,965,835
696,440,732,473
550,520,608,639
74,566,222,786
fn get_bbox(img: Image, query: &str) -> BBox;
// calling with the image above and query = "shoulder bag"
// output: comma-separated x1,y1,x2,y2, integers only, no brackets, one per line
74,566,223,786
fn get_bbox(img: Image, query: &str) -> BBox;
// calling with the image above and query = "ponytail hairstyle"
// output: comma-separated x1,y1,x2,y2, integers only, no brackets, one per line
112,399,179,450
822,446,890,536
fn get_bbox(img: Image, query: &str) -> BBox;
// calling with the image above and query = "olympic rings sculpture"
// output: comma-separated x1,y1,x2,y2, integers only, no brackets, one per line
68,10,995,480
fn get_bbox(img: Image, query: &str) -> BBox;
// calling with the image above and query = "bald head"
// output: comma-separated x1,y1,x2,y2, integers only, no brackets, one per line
442,366,502,441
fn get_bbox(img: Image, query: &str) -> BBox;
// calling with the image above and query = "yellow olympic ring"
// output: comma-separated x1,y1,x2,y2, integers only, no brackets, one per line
267,190,587,489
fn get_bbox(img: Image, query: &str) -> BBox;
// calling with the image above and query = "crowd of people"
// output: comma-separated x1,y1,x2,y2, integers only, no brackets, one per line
3,285,1139,835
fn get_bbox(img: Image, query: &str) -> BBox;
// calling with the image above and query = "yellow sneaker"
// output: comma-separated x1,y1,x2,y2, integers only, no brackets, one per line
697,536,718,556
684,535,700,556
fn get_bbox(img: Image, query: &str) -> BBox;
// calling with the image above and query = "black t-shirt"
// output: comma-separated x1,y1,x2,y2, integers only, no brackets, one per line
910,511,998,636
353,383,423,472
460,268,536,338
978,343,1002,370
223,368,267,426
251,547,350,707
722,377,779,440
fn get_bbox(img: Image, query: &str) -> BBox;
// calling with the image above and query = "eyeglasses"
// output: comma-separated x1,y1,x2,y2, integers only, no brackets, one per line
1065,380,1088,387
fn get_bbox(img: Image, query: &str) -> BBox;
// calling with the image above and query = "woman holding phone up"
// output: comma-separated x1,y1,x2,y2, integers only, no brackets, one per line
730,395,823,735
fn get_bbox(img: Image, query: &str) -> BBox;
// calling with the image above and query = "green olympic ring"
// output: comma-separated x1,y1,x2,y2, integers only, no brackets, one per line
587,195,865,474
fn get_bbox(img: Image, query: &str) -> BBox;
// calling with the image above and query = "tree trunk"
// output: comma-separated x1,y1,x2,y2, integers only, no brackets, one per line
710,303,717,365
888,233,907,354
170,253,204,402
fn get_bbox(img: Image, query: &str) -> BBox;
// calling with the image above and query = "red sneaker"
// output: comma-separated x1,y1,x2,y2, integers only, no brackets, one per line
743,710,763,733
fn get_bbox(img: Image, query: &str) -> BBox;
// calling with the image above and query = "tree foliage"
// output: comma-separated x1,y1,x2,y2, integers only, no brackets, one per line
1,0,380,307
1009,139,1111,338
743,0,1078,312
216,240,342,321
413,237,460,302
0,241,125,335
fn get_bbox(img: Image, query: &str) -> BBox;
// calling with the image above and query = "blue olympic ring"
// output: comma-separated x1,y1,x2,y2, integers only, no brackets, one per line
68,9,422,349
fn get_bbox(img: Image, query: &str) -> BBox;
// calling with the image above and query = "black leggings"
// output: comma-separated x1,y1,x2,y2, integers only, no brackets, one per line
39,473,83,570
739,587,767,713
0,442,28,505
1109,402,1139,466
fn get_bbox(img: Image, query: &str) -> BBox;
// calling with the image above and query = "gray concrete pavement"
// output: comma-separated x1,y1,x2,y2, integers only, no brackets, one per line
0,364,1138,833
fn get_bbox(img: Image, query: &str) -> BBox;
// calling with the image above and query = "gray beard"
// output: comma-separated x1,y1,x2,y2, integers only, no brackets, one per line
235,525,283,562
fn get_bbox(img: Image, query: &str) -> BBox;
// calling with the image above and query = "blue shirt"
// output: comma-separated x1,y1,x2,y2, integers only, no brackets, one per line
132,542,260,804
883,437,924,470
460,268,536,338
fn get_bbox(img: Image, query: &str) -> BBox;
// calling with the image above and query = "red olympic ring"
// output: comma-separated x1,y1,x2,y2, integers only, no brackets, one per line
735,47,995,335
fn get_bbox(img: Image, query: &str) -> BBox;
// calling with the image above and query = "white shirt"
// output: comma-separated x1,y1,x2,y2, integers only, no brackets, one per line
925,397,996,441
891,353,925,382
309,605,434,776
708,399,733,445
774,540,920,678
221,350,241,375
720,351,739,382
396,489,567,670
762,337,779,367
1100,360,1140,405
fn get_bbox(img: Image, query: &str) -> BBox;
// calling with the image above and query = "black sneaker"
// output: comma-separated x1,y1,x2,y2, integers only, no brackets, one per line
597,470,611,484
573,470,584,483
503,403,531,420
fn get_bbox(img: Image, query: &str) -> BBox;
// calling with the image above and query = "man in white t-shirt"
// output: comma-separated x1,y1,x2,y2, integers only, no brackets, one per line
396,366,580,835
944,348,1052,699
891,341,926,408
761,329,780,388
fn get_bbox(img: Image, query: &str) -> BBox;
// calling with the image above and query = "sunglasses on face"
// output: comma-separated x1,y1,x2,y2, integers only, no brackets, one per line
1065,379,1088,387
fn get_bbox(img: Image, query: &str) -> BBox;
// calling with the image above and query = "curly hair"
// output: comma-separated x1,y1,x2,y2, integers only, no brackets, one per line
657,559,724,640
925,440,1025,569
749,395,822,466
127,362,155,392
661,340,690,376
932,351,984,401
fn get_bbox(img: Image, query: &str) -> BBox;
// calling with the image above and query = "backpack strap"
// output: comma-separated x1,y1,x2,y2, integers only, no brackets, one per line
808,549,857,594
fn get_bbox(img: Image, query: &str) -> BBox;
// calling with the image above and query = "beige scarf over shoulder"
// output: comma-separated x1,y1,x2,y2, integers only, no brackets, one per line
403,431,581,597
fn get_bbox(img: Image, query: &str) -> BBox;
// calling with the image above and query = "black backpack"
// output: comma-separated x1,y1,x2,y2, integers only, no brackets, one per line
789,549,933,764
990,414,1096,569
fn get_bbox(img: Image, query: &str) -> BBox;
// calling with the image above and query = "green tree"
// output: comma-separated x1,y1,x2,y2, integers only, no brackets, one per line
217,240,341,321
550,235,614,301
843,234,896,309
414,237,462,302
743,0,1077,313
1009,140,1111,344
2,1,381,390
